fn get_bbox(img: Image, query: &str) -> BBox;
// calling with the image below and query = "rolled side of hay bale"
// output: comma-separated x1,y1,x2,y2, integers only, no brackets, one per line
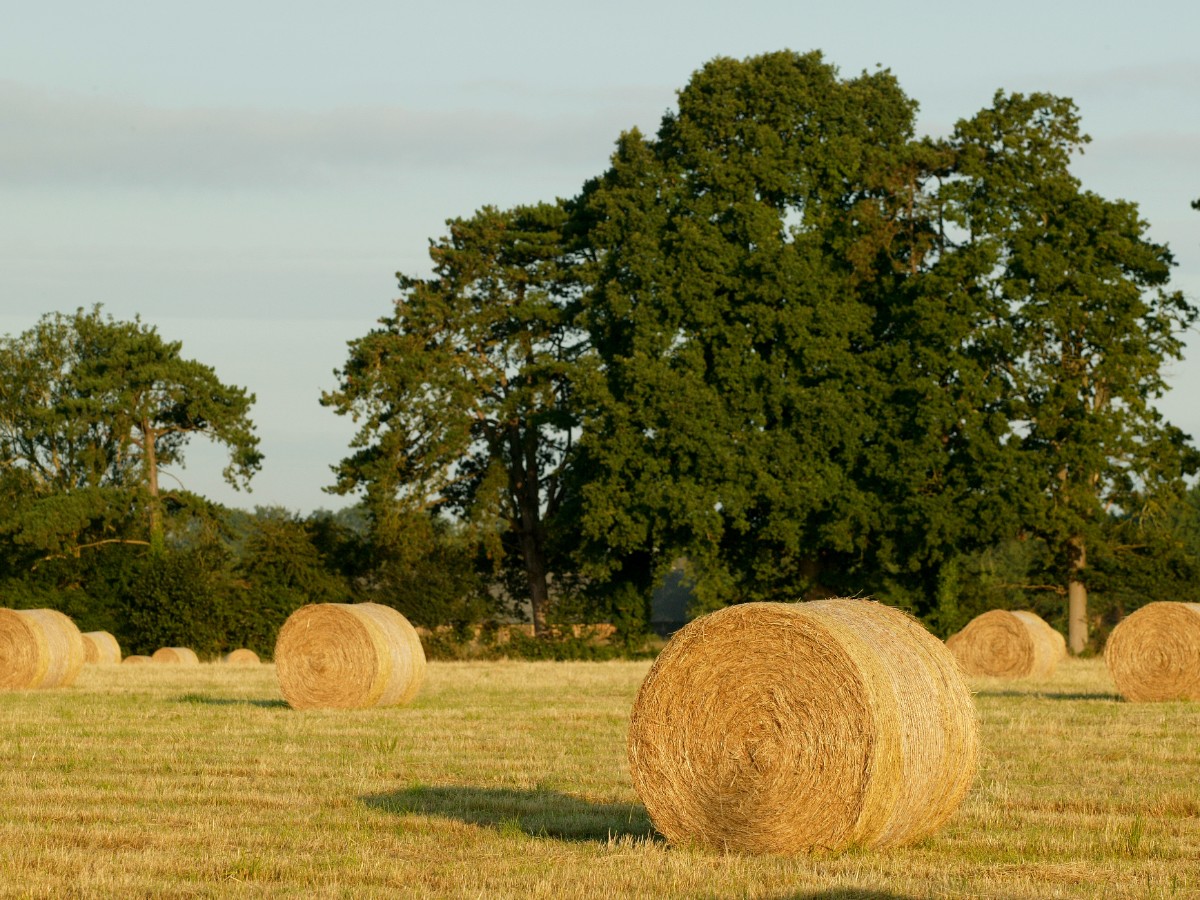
274,602,426,710
122,655,153,665
223,648,261,665
1104,601,1200,702
0,608,86,689
151,647,201,665
946,609,1062,678
627,599,979,854
81,631,122,664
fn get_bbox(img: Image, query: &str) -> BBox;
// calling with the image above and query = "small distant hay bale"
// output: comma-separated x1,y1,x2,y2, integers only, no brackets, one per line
81,631,122,664
945,609,1065,679
0,608,87,690
274,602,426,710
627,599,979,854
1104,602,1200,702
151,647,200,665
122,655,153,665
223,648,261,665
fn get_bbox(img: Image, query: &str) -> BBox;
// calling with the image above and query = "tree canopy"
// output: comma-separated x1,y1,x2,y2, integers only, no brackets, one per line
0,305,262,561
322,202,587,634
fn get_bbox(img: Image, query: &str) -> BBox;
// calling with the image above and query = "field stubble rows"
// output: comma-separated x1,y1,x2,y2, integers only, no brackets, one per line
0,658,1196,898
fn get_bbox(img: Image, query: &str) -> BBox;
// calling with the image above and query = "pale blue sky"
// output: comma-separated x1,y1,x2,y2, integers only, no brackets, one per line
3,1,1198,512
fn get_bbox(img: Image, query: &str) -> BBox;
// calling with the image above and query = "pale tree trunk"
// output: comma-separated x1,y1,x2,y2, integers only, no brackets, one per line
510,422,551,637
520,529,551,638
142,421,164,552
1066,534,1087,654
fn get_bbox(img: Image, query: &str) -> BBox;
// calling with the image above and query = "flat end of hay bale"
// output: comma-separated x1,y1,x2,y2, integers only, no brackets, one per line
1105,602,1200,702
947,609,1061,679
274,602,426,710
82,631,122,664
151,647,200,665
0,608,85,689
627,599,977,854
223,648,261,665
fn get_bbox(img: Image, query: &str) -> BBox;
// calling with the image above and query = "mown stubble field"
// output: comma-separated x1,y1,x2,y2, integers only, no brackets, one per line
0,658,1196,898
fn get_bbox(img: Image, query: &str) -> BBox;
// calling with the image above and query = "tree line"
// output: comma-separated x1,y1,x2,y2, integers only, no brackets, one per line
4,51,1199,656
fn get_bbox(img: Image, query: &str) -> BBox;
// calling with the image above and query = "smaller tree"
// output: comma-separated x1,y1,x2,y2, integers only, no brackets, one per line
0,306,263,557
323,203,586,635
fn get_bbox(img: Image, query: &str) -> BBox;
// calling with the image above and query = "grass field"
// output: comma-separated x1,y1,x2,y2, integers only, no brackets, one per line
0,657,1196,898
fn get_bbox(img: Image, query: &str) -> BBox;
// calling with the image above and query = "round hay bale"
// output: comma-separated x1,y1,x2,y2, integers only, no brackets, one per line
151,647,200,665
627,599,979,854
81,631,122,664
0,608,87,690
945,609,1063,678
223,648,261,665
1104,602,1200,702
122,655,153,665
274,602,426,710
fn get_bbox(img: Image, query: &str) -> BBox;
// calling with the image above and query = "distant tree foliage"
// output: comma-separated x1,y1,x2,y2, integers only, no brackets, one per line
0,305,262,557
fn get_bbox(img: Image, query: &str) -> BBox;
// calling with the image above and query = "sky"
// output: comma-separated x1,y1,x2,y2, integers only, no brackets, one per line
3,0,1198,514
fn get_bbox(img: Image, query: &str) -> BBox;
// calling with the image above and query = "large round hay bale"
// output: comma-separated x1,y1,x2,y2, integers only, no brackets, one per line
151,647,200,665
81,631,122,664
1104,602,1200,702
945,609,1064,678
274,602,426,710
627,599,979,854
122,655,153,665
223,648,261,665
0,608,87,690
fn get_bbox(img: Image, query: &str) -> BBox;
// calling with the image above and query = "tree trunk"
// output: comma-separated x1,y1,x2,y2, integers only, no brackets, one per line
1066,534,1087,654
520,529,551,638
510,421,550,637
142,421,164,552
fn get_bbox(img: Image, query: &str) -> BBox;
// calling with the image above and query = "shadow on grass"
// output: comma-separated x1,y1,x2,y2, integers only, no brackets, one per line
175,693,289,708
773,892,921,899
362,784,658,843
974,689,1121,701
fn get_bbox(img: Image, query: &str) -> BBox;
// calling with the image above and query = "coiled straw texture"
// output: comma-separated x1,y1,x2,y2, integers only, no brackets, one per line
946,609,1065,679
274,603,426,710
151,647,200,665
81,631,122,664
1104,602,1200,702
0,608,87,690
627,599,979,854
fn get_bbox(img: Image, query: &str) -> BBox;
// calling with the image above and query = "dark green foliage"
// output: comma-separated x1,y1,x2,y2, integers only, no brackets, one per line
571,54,1197,648
117,547,231,658
323,202,588,634
356,510,496,630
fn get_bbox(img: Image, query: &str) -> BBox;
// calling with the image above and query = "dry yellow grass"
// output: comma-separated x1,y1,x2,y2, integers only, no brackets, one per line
0,658,1194,898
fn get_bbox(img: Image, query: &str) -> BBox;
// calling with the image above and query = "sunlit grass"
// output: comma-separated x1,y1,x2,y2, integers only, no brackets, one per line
0,657,1195,897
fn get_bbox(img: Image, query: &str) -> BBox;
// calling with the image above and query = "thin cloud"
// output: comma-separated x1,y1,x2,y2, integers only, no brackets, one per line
0,81,640,190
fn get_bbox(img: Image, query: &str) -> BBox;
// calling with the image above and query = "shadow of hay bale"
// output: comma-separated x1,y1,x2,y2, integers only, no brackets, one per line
772,891,922,900
971,689,1120,702
174,693,289,708
361,785,656,843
